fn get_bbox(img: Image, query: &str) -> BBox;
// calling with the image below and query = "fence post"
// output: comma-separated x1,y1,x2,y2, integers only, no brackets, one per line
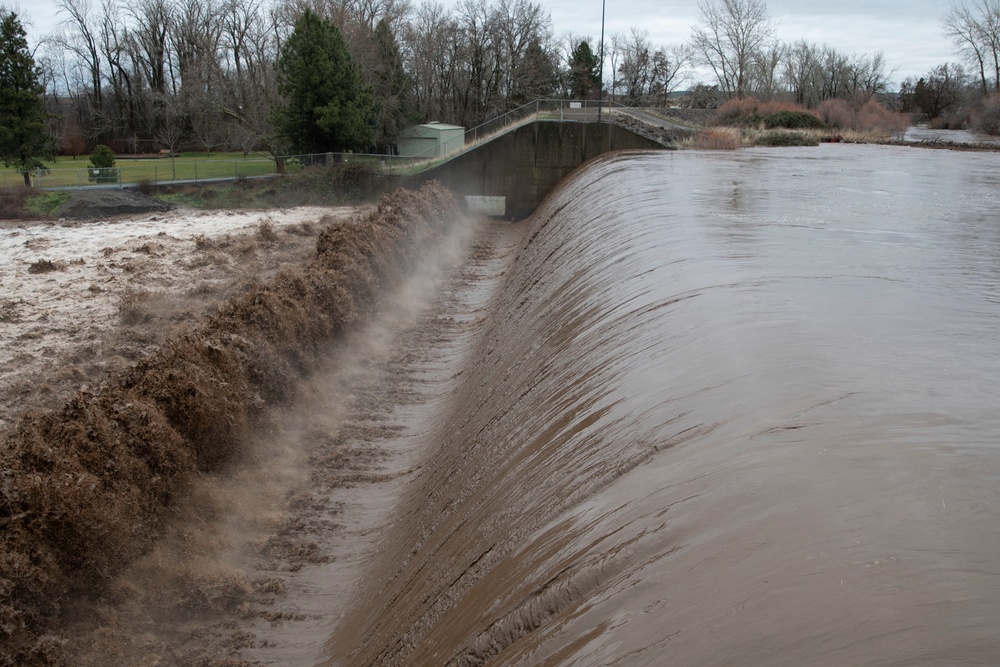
154,165,157,184
36,168,42,189
117,167,122,189
194,163,198,183
235,160,238,178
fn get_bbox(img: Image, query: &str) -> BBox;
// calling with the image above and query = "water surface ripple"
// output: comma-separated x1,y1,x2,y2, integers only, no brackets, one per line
327,145,1000,666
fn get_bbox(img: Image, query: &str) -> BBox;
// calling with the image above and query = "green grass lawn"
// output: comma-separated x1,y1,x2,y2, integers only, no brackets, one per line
1,150,443,192
1,152,279,189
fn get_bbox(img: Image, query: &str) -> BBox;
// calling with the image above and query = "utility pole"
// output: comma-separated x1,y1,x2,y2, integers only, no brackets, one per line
598,0,606,122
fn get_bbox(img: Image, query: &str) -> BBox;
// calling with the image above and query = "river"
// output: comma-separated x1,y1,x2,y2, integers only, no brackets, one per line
307,144,1000,665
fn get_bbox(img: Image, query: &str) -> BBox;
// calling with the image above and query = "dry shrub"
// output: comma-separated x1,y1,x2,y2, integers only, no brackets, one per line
857,100,910,136
928,115,966,130
136,179,155,195
685,128,742,150
757,99,814,115
0,181,460,665
714,96,760,125
715,97,822,127
971,93,1000,135
817,98,854,130
818,98,910,136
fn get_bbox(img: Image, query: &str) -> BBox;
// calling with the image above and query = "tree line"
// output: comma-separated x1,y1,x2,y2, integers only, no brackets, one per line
896,0,1000,133
3,0,1000,166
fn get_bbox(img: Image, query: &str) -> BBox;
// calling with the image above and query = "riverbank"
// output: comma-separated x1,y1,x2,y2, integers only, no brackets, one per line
0,183,461,665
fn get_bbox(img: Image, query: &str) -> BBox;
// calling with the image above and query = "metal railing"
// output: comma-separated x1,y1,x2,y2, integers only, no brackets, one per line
399,98,631,164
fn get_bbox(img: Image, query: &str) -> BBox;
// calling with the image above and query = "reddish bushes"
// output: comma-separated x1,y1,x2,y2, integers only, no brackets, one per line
714,97,824,128
0,182,460,666
713,96,909,137
817,98,910,135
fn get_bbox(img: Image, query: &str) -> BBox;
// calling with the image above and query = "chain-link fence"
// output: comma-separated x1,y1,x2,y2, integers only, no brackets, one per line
277,152,427,173
3,156,279,190
2,99,631,190
2,153,435,189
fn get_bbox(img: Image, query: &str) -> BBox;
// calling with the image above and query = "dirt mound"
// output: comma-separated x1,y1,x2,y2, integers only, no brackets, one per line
0,182,460,666
56,189,175,219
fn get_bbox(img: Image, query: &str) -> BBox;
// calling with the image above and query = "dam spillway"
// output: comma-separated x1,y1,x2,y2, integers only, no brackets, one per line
315,144,1000,666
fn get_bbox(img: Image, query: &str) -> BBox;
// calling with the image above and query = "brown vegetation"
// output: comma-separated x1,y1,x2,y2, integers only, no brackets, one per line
971,93,1000,135
0,182,460,666
682,128,743,150
714,97,824,127
689,96,909,149
817,98,910,136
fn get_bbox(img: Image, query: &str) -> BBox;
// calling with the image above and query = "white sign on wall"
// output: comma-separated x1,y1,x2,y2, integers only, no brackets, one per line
465,195,506,217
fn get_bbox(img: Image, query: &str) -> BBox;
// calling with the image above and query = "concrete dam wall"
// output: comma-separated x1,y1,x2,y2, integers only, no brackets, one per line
396,120,667,219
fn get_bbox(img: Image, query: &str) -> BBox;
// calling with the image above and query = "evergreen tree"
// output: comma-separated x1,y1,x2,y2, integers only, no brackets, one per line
272,9,378,154
0,10,54,187
513,37,560,104
371,17,414,153
568,41,601,99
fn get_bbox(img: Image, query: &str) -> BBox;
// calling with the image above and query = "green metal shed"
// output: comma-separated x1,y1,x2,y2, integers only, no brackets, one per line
398,122,465,159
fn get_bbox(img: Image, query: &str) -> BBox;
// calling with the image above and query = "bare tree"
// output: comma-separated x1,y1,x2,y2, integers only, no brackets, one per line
492,0,551,107
749,40,782,100
154,91,184,177
608,32,623,99
943,1,1000,95
403,1,454,121
453,0,501,124
783,39,819,106
819,45,850,101
53,0,104,105
844,50,894,102
616,27,652,105
690,0,775,98
649,43,690,104
127,0,170,95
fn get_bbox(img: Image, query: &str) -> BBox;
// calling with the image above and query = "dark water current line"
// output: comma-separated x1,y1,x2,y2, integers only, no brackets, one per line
325,145,1000,666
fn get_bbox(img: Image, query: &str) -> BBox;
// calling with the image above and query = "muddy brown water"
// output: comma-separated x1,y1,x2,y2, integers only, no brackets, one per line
307,145,1000,666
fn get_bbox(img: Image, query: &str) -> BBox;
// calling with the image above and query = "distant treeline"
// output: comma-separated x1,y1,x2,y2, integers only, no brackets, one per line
32,0,1000,155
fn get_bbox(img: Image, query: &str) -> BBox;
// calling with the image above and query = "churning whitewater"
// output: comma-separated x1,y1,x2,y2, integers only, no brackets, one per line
324,146,1000,666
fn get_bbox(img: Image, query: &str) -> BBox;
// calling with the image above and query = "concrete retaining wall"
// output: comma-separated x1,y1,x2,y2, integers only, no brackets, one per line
390,121,667,219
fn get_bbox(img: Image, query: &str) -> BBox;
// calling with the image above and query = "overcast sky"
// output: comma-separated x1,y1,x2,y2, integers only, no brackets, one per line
545,0,954,84
12,0,956,86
